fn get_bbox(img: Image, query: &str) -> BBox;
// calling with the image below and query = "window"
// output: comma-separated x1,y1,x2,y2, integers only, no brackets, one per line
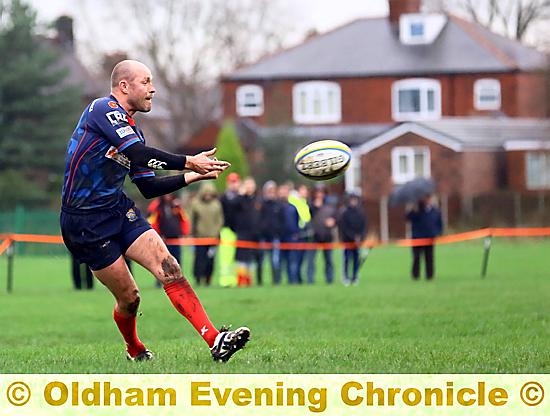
399,13,447,45
391,146,431,184
392,79,441,121
526,152,550,189
474,79,501,111
410,21,425,38
345,154,362,195
236,84,263,117
292,81,341,124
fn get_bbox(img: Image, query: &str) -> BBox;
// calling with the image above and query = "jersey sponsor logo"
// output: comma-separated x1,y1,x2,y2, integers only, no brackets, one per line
116,126,135,138
147,159,167,169
105,146,130,169
106,110,128,126
108,101,118,109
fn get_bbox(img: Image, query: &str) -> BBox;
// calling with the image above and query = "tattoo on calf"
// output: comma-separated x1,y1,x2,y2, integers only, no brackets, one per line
127,291,141,315
161,256,183,283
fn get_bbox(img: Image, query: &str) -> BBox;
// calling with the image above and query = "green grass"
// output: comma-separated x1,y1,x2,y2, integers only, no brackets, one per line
0,239,549,373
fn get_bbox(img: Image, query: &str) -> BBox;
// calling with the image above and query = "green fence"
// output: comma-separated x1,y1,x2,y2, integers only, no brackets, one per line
0,206,66,255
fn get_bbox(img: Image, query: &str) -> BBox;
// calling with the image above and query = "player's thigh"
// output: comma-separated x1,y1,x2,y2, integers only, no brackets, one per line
125,229,182,282
93,255,138,303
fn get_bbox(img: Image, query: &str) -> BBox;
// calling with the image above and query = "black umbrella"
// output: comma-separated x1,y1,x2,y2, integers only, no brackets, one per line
389,177,435,206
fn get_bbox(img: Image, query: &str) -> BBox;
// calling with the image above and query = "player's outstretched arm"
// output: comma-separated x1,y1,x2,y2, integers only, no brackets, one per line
124,144,230,173
133,169,228,199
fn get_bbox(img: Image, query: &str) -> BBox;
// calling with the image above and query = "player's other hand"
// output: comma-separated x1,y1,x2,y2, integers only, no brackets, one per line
186,148,230,174
184,163,229,184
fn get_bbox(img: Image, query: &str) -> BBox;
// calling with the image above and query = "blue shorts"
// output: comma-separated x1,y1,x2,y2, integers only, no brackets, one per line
60,201,151,271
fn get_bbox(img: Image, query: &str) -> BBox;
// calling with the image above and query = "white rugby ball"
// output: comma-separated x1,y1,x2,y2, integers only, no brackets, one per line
294,139,352,180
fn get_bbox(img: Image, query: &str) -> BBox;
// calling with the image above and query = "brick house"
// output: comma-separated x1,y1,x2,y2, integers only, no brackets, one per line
220,0,550,237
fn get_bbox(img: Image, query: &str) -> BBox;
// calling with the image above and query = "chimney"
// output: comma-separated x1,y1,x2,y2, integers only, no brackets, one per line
55,15,74,51
389,0,422,25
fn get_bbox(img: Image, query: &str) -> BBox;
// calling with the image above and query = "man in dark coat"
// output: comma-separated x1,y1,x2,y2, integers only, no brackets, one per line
406,194,443,280
338,193,367,285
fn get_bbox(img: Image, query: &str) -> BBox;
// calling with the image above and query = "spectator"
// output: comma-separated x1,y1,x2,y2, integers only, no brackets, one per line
278,183,301,284
233,177,261,287
147,193,190,287
71,255,94,290
338,193,367,286
258,180,285,285
307,186,337,284
218,172,241,287
188,182,224,286
288,183,311,284
406,194,443,280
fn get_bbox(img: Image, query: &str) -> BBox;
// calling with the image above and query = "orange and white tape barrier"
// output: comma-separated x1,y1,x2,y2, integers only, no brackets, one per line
1,227,550,256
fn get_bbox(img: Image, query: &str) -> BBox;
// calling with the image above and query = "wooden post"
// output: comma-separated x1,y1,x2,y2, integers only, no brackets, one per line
6,242,14,293
380,196,389,242
440,193,448,229
481,236,492,278
513,192,521,226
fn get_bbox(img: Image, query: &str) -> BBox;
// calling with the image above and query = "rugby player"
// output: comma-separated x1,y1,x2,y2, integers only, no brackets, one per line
60,60,249,362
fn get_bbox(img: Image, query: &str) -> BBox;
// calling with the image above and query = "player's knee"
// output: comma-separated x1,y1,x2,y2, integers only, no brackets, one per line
161,255,182,281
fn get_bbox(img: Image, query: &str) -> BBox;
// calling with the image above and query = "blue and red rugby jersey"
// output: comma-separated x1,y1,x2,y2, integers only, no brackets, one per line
61,96,155,210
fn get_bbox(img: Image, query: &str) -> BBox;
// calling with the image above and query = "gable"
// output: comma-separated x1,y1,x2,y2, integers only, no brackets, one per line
356,123,463,155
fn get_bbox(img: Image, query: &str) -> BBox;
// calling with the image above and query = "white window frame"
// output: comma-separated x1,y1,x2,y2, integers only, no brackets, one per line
392,78,441,121
526,152,550,190
345,153,362,195
391,146,431,184
236,84,264,117
292,81,342,124
474,78,501,111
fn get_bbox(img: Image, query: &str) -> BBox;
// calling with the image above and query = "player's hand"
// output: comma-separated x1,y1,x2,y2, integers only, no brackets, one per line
184,164,229,184
185,148,230,174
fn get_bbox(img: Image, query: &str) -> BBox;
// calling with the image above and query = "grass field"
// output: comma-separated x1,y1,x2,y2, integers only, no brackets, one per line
0,239,548,374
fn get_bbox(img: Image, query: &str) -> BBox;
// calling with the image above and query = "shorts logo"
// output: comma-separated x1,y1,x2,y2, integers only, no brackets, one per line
116,126,134,138
126,208,138,222
147,159,167,169
106,110,128,126
108,101,118,109
105,146,130,169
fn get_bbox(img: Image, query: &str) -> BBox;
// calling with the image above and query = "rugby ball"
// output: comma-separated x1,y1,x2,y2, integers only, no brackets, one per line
294,139,352,180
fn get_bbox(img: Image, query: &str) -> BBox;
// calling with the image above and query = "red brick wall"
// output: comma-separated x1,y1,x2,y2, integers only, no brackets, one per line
516,73,549,118
356,133,509,237
507,150,525,191
222,71,548,124
461,151,502,196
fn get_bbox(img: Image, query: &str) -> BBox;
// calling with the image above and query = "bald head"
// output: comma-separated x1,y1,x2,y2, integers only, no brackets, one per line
109,60,155,115
110,60,150,89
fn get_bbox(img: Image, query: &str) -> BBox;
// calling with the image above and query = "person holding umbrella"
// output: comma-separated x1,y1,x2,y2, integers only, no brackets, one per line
406,193,443,280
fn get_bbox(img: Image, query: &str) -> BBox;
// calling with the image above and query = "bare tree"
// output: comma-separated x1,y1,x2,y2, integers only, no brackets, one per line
425,0,550,42
81,0,290,150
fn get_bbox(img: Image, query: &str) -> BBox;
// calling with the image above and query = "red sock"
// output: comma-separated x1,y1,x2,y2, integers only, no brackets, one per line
113,308,145,357
164,280,219,347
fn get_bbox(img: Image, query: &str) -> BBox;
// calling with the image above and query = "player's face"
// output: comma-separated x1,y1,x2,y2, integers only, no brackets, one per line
127,69,155,113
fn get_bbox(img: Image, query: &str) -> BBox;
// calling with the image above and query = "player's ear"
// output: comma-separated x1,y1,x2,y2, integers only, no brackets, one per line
119,80,129,93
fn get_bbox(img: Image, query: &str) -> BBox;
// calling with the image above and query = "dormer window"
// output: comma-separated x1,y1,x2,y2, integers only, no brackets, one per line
236,84,263,117
410,21,425,38
399,13,447,45
474,79,501,111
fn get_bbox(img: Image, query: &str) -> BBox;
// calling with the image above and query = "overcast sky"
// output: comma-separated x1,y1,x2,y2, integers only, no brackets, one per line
28,0,389,33
25,0,390,72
